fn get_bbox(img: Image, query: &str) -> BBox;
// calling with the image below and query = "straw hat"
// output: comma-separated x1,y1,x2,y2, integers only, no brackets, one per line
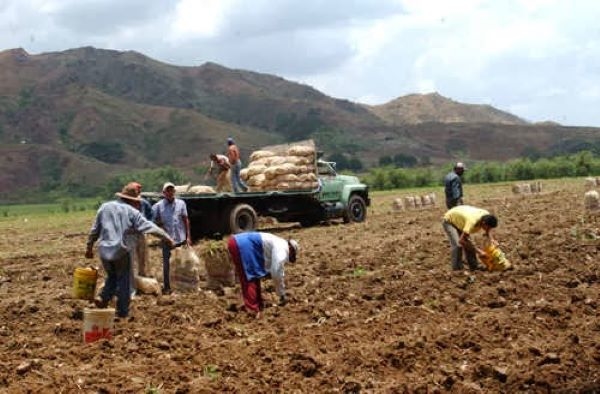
115,183,141,202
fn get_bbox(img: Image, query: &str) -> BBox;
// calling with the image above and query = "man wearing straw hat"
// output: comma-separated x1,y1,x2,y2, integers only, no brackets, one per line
85,183,175,318
227,231,299,319
126,182,153,298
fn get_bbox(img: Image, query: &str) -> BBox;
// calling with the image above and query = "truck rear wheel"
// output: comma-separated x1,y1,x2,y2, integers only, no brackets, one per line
343,195,367,223
229,204,258,234
299,216,321,227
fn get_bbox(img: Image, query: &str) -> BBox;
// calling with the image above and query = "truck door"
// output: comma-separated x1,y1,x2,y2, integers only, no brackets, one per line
317,161,344,202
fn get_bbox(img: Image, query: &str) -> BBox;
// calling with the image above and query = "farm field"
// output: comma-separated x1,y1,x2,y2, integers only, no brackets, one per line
1,178,599,392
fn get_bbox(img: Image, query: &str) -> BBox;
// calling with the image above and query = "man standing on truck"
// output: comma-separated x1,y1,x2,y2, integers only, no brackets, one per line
227,232,299,319
227,137,248,193
206,153,232,192
444,162,465,209
85,183,175,318
442,204,497,271
152,182,192,294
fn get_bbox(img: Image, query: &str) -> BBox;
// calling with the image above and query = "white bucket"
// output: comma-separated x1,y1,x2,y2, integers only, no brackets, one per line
83,308,115,343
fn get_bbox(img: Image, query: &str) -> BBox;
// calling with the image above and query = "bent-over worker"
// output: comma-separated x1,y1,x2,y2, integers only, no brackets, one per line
442,205,498,271
227,232,299,318
207,153,232,192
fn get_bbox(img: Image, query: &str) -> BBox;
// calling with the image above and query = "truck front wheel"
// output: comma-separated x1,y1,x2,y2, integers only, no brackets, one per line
229,204,258,234
343,195,367,223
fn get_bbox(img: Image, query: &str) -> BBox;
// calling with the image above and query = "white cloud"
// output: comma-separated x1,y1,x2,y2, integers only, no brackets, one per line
169,0,233,41
0,0,600,125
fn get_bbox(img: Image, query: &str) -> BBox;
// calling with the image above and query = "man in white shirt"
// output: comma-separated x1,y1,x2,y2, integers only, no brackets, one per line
227,232,299,318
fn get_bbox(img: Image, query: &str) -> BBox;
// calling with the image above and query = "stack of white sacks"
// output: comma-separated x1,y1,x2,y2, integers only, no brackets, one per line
241,141,319,192
512,181,543,194
584,177,600,189
584,190,600,211
392,192,437,211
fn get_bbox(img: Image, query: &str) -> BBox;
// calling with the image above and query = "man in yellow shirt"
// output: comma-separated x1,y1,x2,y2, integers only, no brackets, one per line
442,205,498,270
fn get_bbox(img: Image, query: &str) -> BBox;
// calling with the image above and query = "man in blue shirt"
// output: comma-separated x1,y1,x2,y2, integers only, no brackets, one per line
86,183,174,318
444,162,465,209
152,182,192,294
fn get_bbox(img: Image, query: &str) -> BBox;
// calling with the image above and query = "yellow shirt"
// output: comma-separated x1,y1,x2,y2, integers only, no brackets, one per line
443,205,490,235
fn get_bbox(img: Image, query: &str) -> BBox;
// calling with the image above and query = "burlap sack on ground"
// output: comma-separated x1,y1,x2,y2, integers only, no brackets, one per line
200,240,235,290
135,276,161,295
170,246,201,292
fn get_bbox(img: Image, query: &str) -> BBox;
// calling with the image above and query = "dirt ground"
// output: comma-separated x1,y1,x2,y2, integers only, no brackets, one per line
1,180,600,393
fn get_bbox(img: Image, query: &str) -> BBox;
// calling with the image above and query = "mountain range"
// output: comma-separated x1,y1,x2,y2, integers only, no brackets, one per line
1,46,599,199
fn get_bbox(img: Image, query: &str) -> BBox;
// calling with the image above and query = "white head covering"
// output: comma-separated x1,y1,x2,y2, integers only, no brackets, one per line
288,239,299,254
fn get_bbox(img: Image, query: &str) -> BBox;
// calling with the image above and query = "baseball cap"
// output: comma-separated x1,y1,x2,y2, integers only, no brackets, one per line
162,182,176,192
455,162,466,169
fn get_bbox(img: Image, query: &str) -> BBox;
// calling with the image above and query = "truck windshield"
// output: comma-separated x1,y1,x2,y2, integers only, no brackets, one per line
317,161,337,177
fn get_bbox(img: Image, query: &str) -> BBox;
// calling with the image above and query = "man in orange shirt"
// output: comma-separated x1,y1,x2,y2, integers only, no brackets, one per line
227,137,248,193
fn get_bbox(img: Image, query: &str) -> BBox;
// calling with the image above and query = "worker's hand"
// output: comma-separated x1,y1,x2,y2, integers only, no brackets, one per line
166,238,176,249
279,295,287,306
85,248,93,259
476,248,486,258
186,238,192,247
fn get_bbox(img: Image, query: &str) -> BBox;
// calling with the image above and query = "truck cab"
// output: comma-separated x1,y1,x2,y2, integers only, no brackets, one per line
316,159,370,224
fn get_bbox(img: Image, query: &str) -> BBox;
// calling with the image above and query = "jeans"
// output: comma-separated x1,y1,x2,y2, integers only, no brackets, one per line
442,220,477,270
162,244,172,291
231,161,248,193
100,255,131,317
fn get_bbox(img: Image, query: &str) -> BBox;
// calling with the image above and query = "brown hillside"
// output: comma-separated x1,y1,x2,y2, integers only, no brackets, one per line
0,47,600,199
368,92,527,125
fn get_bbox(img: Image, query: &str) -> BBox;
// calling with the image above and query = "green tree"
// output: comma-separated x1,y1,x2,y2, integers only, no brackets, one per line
378,155,393,166
574,151,594,176
79,141,125,164
393,153,418,168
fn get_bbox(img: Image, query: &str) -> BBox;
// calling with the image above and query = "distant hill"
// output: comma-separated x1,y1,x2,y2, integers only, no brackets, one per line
367,92,527,125
0,46,599,200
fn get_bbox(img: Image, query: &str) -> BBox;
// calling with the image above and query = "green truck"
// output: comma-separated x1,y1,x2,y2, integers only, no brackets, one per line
144,143,369,241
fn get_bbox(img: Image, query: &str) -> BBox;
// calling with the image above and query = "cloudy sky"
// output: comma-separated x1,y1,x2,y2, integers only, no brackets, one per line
1,0,599,126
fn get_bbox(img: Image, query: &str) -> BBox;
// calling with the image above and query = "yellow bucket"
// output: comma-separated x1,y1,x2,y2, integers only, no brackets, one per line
83,308,115,343
73,267,98,300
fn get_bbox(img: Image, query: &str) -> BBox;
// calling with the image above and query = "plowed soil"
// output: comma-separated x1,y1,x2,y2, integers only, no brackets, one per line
1,179,599,393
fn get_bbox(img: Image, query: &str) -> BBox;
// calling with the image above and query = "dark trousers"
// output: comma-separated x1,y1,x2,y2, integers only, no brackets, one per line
100,254,131,317
161,245,172,291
